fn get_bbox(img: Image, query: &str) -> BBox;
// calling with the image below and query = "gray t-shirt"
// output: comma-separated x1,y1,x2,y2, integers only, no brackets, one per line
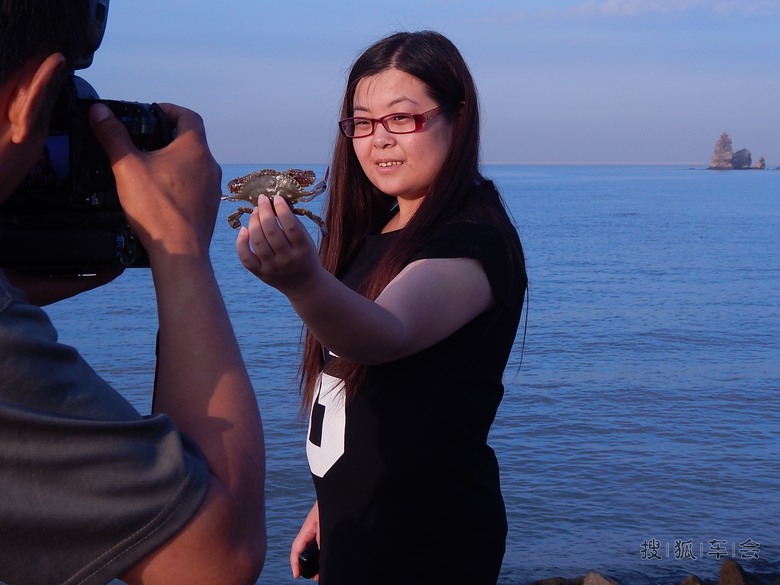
0,272,209,585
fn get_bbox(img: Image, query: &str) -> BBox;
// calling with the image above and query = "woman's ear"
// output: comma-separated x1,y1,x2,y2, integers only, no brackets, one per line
7,53,67,144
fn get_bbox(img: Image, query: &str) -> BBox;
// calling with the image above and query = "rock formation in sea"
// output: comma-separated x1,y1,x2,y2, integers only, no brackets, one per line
710,133,734,169
731,148,752,169
708,133,764,170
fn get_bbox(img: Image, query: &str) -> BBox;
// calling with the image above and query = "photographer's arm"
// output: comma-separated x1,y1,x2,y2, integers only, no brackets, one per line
89,104,266,585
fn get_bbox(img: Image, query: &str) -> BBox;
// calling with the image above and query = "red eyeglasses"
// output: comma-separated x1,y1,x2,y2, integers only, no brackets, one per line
338,106,446,138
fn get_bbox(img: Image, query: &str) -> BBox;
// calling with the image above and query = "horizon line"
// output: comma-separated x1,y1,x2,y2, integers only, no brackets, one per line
217,160,710,167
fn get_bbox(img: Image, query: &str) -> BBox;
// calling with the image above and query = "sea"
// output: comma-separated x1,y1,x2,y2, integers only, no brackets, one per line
44,164,779,585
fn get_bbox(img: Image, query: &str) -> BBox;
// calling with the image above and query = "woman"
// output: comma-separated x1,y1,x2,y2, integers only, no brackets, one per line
237,30,527,584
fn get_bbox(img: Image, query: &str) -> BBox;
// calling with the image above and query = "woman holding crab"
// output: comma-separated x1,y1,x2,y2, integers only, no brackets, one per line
236,30,527,585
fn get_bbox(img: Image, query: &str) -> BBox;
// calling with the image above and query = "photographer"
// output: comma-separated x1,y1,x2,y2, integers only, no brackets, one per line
0,2,266,584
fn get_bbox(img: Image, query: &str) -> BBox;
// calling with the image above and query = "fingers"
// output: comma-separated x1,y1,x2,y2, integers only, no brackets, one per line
289,533,318,579
289,526,306,577
236,197,320,291
88,102,208,165
235,202,280,278
246,200,286,255
236,226,263,274
290,502,320,579
289,541,303,579
156,103,210,149
258,197,291,246
239,197,298,259
88,103,134,164
157,102,204,135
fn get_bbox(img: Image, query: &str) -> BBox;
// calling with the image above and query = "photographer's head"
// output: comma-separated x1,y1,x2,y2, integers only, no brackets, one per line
0,0,90,85
0,0,90,201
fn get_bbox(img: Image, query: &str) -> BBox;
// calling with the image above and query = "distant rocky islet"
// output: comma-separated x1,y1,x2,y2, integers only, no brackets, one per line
708,132,774,170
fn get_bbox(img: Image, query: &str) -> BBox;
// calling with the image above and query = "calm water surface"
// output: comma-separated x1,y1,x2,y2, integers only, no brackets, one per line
46,164,779,584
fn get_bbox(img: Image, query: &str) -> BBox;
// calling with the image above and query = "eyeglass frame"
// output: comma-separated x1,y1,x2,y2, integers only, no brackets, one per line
338,105,449,138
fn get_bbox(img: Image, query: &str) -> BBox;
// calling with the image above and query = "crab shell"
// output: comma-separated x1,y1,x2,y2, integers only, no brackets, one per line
223,167,329,235
226,168,317,206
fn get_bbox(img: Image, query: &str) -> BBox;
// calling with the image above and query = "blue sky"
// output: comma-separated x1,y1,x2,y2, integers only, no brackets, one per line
85,0,780,165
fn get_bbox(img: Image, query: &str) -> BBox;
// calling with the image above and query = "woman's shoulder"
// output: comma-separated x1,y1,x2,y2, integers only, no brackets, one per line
416,220,512,264
430,181,515,244
420,181,526,305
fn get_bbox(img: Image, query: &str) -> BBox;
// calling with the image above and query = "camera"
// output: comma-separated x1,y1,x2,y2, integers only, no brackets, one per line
0,0,174,274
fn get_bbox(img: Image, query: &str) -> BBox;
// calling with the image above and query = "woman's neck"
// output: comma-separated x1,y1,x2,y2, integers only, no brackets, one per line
382,196,424,233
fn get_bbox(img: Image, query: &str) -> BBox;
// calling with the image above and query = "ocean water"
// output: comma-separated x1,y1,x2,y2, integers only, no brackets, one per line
44,164,779,585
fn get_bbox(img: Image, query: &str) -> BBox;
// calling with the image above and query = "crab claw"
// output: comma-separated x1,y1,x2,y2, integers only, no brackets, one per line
309,167,329,197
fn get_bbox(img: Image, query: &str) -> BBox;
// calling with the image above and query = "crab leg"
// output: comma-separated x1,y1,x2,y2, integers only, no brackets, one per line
227,207,254,229
293,208,328,236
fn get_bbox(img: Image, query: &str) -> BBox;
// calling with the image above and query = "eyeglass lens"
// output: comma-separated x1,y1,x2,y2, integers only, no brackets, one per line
342,114,415,138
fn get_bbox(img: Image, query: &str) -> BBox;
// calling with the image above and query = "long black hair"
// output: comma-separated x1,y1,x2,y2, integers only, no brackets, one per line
300,30,525,406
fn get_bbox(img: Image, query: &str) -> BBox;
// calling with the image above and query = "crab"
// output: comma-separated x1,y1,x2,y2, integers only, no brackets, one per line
221,167,328,235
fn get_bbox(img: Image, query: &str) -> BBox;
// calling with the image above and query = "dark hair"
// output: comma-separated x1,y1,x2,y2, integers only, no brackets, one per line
0,0,89,86
299,30,522,406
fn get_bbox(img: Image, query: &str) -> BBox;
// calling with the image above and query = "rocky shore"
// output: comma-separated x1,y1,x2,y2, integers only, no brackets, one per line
530,560,780,585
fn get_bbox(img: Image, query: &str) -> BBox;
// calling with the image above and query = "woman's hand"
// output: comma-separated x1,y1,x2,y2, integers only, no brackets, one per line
236,195,324,297
290,500,320,580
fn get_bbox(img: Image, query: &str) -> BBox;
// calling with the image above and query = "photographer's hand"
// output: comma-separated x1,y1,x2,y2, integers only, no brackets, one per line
88,103,266,584
88,103,221,260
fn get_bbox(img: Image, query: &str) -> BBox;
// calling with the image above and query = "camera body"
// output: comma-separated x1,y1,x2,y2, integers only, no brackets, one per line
0,77,174,272
0,0,174,273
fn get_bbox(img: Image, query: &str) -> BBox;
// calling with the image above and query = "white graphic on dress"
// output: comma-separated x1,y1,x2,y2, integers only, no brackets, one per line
306,372,346,478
